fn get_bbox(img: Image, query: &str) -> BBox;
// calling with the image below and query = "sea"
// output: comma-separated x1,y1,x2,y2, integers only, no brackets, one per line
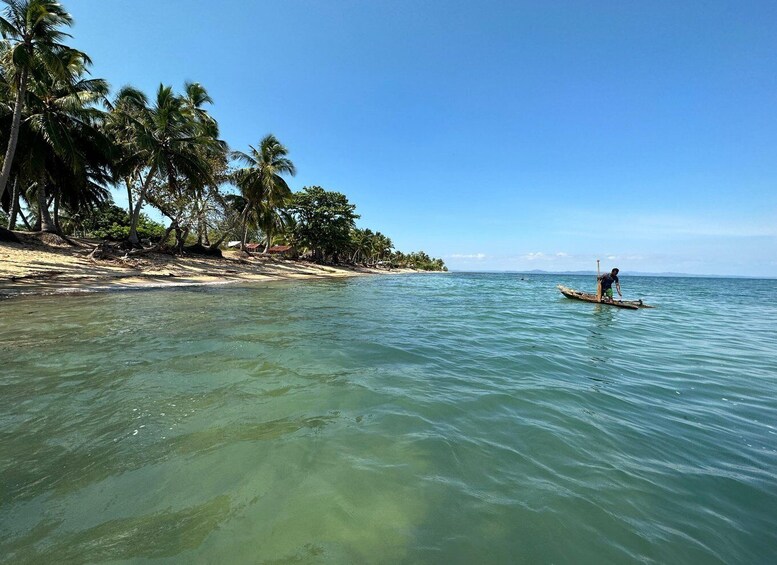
1,273,776,564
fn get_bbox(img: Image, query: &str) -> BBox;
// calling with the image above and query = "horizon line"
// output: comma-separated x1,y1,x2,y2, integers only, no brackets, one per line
446,269,777,280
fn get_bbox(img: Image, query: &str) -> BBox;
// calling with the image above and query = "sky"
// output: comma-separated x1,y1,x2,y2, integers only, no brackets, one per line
68,0,777,276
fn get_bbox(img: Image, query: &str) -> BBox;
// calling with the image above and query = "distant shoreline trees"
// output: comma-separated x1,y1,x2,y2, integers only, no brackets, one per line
0,0,446,271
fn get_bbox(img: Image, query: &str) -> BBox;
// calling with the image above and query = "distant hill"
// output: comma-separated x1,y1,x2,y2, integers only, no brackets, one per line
468,270,772,279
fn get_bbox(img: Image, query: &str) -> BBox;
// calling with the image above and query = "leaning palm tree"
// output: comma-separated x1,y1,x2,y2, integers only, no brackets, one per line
117,84,221,246
19,49,111,232
231,134,295,251
179,82,227,246
0,0,84,202
256,203,292,252
0,45,110,234
102,85,149,217
222,190,259,250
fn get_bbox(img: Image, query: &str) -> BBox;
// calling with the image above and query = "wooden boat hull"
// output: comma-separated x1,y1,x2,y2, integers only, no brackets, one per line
557,285,652,309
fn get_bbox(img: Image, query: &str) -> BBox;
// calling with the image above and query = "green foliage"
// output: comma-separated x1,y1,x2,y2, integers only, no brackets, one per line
289,186,359,262
390,250,447,271
0,0,88,203
0,3,445,263
349,228,394,265
105,81,226,246
80,201,165,241
231,134,295,249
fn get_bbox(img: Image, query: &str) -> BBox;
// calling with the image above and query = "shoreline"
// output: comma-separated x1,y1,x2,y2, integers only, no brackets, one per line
0,236,422,300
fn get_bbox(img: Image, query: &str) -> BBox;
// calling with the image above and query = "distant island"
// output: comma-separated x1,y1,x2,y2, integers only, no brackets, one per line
460,270,774,280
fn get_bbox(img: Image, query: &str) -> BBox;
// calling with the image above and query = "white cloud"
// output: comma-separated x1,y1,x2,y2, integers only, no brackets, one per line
523,251,571,261
449,253,486,260
600,254,644,262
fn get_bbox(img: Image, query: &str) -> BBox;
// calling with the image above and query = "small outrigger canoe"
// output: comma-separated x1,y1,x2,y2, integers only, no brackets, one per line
557,285,653,310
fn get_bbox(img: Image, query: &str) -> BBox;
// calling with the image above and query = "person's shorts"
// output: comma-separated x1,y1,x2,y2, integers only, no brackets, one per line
604,288,614,298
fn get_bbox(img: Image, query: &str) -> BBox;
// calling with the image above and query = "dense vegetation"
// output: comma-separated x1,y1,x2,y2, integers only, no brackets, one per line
0,0,445,271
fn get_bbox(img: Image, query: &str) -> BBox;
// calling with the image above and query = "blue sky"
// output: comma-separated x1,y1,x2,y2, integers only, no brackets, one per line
70,0,776,276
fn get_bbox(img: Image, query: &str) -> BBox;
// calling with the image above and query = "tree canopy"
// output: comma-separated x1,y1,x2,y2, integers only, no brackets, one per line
288,186,359,263
0,0,446,271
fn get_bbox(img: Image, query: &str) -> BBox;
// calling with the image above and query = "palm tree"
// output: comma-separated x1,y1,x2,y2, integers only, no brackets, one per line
231,134,295,251
350,227,373,264
256,204,292,252
371,232,393,264
179,82,227,247
102,85,149,217
181,81,219,139
222,191,257,250
19,48,111,232
0,44,110,234
114,84,221,246
0,0,84,203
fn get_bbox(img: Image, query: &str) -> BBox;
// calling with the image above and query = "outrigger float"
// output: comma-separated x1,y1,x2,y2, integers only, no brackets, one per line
557,285,654,310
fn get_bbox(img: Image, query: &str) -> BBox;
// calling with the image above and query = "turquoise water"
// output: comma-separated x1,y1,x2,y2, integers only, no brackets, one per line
1,273,776,563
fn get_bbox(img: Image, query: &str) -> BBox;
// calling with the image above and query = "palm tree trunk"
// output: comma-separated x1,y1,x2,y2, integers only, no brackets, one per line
175,225,189,254
239,206,250,251
125,178,134,217
157,221,175,248
0,68,28,203
128,200,143,244
19,209,32,230
38,183,56,233
53,192,61,234
128,172,154,245
7,178,20,230
209,232,229,250
166,164,178,195
241,222,249,252
197,199,210,246
263,230,272,253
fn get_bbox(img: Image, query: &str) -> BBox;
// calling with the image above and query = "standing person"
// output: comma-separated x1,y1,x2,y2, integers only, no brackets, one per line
598,268,621,302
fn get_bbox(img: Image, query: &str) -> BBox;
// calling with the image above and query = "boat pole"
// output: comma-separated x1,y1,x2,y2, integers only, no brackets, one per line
596,259,602,302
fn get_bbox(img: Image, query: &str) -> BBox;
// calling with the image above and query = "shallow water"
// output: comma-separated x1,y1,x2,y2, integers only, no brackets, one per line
1,273,776,563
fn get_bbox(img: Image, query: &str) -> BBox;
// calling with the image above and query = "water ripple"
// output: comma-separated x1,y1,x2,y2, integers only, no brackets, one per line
1,274,776,563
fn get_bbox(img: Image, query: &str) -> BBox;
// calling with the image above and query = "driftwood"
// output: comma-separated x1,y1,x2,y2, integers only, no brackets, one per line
123,222,176,256
88,240,121,261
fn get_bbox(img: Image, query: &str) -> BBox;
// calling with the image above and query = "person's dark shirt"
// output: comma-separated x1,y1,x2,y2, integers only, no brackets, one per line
599,273,619,291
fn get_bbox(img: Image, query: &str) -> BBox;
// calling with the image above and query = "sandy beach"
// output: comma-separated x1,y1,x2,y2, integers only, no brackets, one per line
0,233,415,299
